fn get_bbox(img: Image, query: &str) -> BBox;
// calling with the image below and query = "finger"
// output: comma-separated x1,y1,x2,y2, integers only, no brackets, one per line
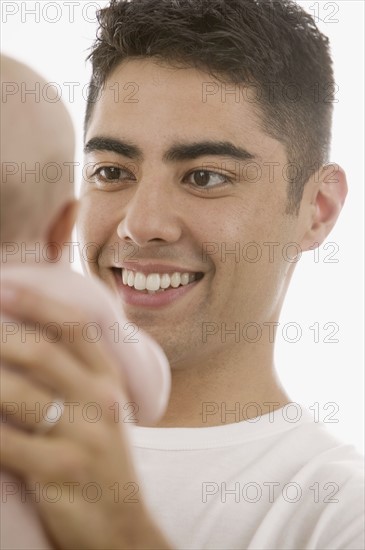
1,285,118,377
0,422,82,480
1,353,130,448
0,366,57,431
1,331,88,397
0,399,131,481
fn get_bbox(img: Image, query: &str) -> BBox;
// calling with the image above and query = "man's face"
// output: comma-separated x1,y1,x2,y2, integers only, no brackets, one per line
78,58,303,368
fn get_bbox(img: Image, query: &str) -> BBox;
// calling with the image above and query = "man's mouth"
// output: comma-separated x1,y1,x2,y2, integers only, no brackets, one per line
113,267,204,294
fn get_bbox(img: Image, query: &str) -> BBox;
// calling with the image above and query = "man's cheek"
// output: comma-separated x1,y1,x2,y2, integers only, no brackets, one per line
78,202,101,242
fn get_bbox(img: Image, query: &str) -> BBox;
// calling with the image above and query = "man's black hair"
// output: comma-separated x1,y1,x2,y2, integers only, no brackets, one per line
85,0,335,214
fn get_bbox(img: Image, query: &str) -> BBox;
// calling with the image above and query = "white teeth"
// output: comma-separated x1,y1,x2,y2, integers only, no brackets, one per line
146,273,161,291
127,271,135,287
134,272,146,290
160,273,171,289
170,272,181,288
120,269,199,292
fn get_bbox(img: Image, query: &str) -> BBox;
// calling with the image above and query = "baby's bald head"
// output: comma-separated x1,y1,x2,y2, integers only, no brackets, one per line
1,55,76,251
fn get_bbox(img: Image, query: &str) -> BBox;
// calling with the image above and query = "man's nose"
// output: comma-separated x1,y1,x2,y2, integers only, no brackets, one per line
116,176,182,247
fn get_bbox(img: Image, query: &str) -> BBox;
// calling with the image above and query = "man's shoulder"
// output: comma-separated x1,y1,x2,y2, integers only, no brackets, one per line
258,410,364,483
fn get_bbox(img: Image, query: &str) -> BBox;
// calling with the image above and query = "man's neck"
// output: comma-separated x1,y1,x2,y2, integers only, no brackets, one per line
154,343,290,428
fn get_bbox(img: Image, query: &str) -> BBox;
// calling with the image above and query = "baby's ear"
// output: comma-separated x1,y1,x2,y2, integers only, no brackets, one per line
45,199,79,261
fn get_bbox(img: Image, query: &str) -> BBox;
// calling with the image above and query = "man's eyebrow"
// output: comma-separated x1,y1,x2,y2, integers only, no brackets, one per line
84,137,143,160
163,140,255,162
84,136,255,162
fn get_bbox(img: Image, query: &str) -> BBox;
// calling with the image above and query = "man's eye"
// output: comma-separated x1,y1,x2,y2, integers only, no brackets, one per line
91,166,134,184
185,170,231,189
98,166,122,180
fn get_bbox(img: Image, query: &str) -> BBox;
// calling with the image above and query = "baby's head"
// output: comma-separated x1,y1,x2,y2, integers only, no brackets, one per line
1,55,77,262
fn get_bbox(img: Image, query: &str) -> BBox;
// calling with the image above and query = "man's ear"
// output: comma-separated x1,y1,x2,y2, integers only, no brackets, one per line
45,199,79,261
300,163,348,251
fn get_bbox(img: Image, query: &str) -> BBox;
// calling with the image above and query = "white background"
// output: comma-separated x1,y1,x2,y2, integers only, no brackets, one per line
1,1,364,451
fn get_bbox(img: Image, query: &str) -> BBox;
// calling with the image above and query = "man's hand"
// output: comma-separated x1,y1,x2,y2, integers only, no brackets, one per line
0,284,171,550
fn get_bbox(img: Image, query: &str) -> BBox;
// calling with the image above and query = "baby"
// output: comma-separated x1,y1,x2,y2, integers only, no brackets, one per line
0,55,170,549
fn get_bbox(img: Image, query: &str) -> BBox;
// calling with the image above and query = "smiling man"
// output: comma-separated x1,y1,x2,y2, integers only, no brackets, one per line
1,0,363,549
78,0,344,430
74,0,364,548
79,60,295,425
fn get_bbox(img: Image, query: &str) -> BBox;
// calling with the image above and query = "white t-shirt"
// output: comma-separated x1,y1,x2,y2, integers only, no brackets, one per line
130,405,364,550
